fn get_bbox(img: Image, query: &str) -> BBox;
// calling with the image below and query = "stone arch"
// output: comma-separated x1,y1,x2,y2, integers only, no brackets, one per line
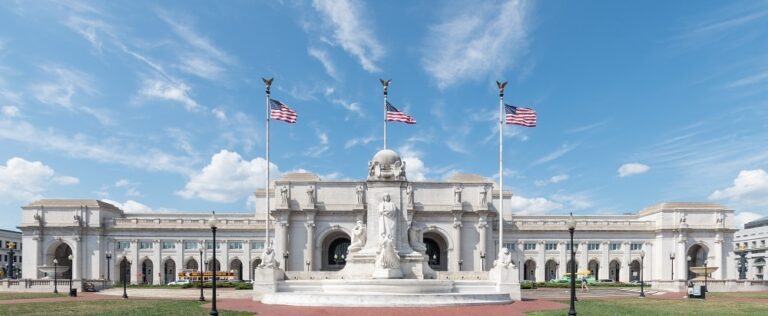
315,226,352,249
523,259,537,281
250,258,262,280
629,259,641,282
609,259,621,282
588,259,600,279
206,258,221,272
545,259,559,281
423,230,449,271
320,230,351,271
686,243,709,280
184,256,199,271
118,257,131,284
230,258,243,281
566,259,579,274
45,240,74,279
140,257,154,284
162,257,176,284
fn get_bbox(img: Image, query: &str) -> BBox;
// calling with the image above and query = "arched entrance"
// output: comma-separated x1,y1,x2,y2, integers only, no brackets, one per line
424,232,448,271
523,259,536,281
250,259,262,280
545,260,558,281
687,244,709,280
566,259,579,274
140,259,153,284
185,258,198,271
630,260,641,282
207,259,220,273
119,258,131,284
163,259,176,284
230,259,243,281
609,259,621,282
51,243,73,279
588,260,599,279
321,231,351,271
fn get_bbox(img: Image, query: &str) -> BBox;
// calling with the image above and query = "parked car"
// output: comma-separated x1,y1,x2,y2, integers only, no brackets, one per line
167,279,191,286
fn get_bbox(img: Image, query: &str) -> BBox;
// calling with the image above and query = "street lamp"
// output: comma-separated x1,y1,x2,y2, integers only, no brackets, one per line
737,244,748,280
704,259,708,294
198,246,205,302
122,256,129,299
306,259,311,272
567,212,577,316
209,212,219,316
669,252,675,281
480,252,486,271
106,252,112,282
68,254,74,297
458,259,463,271
53,259,59,294
639,250,646,298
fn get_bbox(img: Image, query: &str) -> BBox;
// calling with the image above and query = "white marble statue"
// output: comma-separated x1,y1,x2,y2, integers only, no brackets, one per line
493,248,515,269
408,223,426,252
376,239,401,269
258,246,280,269
480,185,488,206
348,220,367,252
453,185,463,204
406,184,414,206
280,185,289,206
378,193,397,241
356,185,364,204
306,185,315,205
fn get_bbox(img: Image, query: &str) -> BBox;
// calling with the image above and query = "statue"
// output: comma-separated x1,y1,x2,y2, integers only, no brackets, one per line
280,185,289,206
406,184,414,206
679,213,687,224
258,246,280,269
348,221,367,252
453,185,463,204
394,160,406,179
378,193,397,241
356,185,365,204
408,223,426,252
716,212,725,224
493,248,515,269
480,185,488,206
376,239,400,269
306,185,315,205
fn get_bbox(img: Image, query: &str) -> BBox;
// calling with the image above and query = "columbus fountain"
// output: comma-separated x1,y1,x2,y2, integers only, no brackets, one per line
252,149,521,306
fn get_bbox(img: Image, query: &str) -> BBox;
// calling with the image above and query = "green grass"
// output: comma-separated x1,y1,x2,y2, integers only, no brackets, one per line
0,299,253,316
708,291,768,299
0,292,65,300
527,298,768,316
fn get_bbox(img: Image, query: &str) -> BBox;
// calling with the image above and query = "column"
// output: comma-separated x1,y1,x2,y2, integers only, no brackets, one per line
131,240,139,284
677,233,687,281
72,236,81,280
153,240,161,285
559,241,567,278
599,241,610,280
305,223,315,271
452,211,463,272
278,222,290,270
713,232,724,279
223,239,230,274
175,240,183,282
476,222,487,271
536,241,545,281
579,241,588,273
244,240,252,280
644,242,653,282
620,242,630,282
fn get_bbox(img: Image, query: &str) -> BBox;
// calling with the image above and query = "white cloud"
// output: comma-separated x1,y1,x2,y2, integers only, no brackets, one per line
102,199,155,213
0,157,78,202
618,163,650,177
533,143,576,165
445,141,470,154
305,128,330,158
535,174,569,186
312,0,385,72
1,105,19,117
422,0,530,88
212,108,227,121
399,144,427,181
177,150,278,203
733,211,764,229
308,47,340,80
345,135,377,149
140,78,201,111
64,15,113,51
509,195,563,215
178,54,225,81
115,178,141,197
709,169,768,206
332,98,364,117
158,11,235,66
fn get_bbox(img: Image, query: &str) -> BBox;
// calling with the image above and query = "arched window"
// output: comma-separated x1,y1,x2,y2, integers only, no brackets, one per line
326,238,350,270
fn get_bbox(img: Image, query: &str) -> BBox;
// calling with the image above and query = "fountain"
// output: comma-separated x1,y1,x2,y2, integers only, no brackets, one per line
689,266,718,280
37,265,70,279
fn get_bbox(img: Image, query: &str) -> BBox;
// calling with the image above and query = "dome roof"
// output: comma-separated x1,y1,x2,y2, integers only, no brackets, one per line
371,149,402,167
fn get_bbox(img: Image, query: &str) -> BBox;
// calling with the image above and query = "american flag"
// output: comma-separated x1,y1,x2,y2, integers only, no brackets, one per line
270,99,297,123
386,101,416,124
504,104,536,127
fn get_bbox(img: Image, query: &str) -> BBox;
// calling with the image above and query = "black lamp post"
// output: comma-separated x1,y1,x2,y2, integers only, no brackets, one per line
209,212,219,316
458,259,463,271
480,252,486,271
306,259,311,272
704,259,708,294
122,256,129,299
669,252,675,281
199,246,205,302
106,252,112,282
737,244,748,280
68,254,75,297
639,250,646,298
567,213,577,316
53,259,59,294
6,242,16,279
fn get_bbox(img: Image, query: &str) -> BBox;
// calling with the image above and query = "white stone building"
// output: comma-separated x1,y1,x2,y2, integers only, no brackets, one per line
1,229,22,278
734,217,768,280
17,149,740,288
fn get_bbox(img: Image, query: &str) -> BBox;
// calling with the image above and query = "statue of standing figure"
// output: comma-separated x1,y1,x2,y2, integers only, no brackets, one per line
306,185,315,205
480,185,489,206
356,185,365,204
280,185,289,206
348,220,367,253
406,184,414,206
453,185,463,204
378,193,397,241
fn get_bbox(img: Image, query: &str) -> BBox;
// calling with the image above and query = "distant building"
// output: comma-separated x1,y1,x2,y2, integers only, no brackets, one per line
0,229,22,279
734,217,768,280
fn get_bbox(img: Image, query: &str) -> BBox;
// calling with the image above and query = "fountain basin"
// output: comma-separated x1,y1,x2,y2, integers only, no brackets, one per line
37,265,70,279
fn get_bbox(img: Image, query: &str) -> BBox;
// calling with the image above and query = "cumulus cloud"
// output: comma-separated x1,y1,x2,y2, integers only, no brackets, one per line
312,0,385,72
399,144,427,181
102,199,154,213
733,211,764,229
176,150,278,203
709,169,768,206
618,163,650,177
1,105,19,117
422,0,530,88
535,174,569,186
140,78,201,111
0,157,78,202
509,195,563,215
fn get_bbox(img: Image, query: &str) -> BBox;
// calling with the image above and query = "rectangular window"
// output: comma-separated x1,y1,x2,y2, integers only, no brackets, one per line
566,243,579,251
753,241,758,248
609,243,620,251
630,243,643,251
762,240,766,248
139,241,153,249
588,243,600,251
504,243,515,251
184,241,198,250
251,241,265,250
545,243,557,251
524,243,536,251
116,241,130,250
228,242,243,250
161,241,175,250
206,241,221,249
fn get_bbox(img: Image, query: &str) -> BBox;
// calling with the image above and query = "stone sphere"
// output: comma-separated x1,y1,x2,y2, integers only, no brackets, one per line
371,149,402,167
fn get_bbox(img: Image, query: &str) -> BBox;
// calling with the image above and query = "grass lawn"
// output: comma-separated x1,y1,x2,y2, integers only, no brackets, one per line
0,299,253,316
708,291,768,299
0,292,65,300
527,297,768,316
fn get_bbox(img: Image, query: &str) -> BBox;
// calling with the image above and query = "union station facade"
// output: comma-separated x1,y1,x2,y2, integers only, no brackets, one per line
18,150,740,288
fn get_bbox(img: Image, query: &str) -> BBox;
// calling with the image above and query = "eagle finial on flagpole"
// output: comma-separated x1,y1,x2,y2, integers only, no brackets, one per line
262,77,274,94
380,79,391,95
496,81,508,96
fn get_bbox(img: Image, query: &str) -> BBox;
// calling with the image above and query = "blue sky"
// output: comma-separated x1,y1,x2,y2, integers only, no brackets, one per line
2,0,768,231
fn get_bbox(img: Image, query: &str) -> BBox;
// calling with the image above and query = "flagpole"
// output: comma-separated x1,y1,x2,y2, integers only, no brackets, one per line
380,79,390,149
497,81,507,254
263,78,273,250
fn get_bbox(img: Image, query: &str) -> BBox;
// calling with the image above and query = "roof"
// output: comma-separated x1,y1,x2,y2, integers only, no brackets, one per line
745,216,768,229
23,199,121,211
447,173,491,183
638,202,730,216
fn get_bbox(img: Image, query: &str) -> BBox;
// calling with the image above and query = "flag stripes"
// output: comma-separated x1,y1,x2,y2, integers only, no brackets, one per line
385,101,416,124
269,99,297,123
504,104,536,127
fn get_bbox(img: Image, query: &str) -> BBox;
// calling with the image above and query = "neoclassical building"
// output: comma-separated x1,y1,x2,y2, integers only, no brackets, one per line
18,149,740,289
734,217,768,280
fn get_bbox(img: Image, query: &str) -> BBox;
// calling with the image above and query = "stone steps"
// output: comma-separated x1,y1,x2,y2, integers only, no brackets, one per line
261,292,512,307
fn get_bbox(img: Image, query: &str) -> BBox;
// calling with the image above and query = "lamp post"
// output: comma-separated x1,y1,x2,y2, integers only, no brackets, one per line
198,246,205,302
639,250,646,298
306,260,311,272
53,259,59,294
704,259,708,294
480,252,486,271
458,259,463,271
737,244,748,280
68,254,74,297
669,252,675,281
106,252,112,282
209,212,219,316
122,256,129,299
567,213,577,316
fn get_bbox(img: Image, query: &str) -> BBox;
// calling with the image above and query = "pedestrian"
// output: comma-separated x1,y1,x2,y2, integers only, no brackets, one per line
581,277,589,292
